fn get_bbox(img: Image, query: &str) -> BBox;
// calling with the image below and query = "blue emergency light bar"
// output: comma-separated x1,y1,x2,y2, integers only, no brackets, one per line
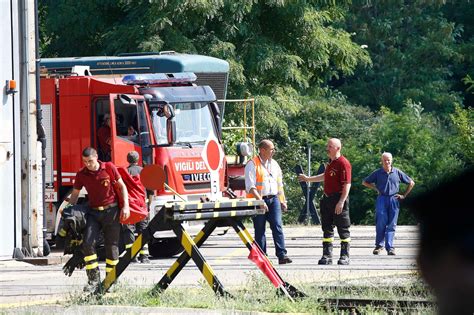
122,72,197,85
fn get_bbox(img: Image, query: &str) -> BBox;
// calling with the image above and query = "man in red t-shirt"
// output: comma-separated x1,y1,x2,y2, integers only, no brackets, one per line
68,147,130,293
298,138,352,265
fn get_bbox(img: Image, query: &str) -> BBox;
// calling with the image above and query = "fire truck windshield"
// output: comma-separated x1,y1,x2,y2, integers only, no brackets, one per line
151,102,217,145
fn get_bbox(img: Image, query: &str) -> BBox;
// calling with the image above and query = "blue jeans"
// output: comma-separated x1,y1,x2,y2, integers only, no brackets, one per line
375,195,400,250
252,196,287,259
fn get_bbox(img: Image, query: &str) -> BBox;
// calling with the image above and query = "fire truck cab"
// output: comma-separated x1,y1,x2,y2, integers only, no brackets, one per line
41,54,235,257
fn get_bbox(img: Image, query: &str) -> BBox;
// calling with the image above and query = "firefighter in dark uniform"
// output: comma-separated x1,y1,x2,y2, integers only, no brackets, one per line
122,151,150,263
68,147,130,293
298,138,352,265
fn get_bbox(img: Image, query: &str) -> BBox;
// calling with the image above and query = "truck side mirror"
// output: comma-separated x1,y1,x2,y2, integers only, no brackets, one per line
156,103,174,119
210,102,222,139
167,119,176,144
236,142,253,164
210,102,220,116
119,94,136,105
164,103,174,119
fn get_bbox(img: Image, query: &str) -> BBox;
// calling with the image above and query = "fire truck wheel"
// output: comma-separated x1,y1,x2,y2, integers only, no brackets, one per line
148,238,183,258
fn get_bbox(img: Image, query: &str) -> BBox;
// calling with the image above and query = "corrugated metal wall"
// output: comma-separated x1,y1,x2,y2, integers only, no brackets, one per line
195,72,229,117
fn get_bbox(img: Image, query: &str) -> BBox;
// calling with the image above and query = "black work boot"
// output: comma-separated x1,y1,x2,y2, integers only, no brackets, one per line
139,254,151,264
318,242,333,265
297,215,307,224
338,242,350,265
83,268,101,294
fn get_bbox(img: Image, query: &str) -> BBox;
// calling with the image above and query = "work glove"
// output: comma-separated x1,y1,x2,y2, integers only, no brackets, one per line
62,248,85,277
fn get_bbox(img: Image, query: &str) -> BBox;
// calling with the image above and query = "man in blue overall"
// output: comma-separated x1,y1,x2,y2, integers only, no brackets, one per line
362,152,415,255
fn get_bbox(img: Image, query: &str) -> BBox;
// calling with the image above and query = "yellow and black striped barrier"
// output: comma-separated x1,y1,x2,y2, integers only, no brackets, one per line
165,198,264,220
166,199,260,213
101,198,264,293
169,208,258,221
231,220,306,299
100,197,305,300
170,223,229,297
102,226,152,292
152,220,220,295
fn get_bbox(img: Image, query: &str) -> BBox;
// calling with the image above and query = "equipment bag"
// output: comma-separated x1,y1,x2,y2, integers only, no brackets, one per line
105,163,148,224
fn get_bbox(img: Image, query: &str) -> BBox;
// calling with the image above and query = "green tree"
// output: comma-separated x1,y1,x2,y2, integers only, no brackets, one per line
40,0,371,145
39,0,471,225
443,2,474,108
356,101,464,224
340,0,463,113
282,98,465,225
281,91,376,223
450,104,474,166
40,0,124,57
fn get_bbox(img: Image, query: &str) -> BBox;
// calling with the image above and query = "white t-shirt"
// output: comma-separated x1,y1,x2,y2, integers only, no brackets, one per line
244,156,283,197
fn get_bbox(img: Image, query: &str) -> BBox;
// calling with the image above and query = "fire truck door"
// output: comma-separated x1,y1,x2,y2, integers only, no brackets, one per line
108,94,148,167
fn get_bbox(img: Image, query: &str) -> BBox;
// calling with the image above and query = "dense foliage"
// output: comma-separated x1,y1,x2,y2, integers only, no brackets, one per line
39,0,473,224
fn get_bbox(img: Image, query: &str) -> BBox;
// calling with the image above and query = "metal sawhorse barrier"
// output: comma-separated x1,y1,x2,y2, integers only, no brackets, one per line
100,198,305,299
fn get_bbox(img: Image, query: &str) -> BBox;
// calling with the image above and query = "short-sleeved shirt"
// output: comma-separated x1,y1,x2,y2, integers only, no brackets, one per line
73,161,121,207
244,157,283,197
364,167,412,196
127,165,143,176
324,155,352,195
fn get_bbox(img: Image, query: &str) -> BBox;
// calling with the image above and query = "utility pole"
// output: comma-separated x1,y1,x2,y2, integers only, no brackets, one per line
306,144,311,218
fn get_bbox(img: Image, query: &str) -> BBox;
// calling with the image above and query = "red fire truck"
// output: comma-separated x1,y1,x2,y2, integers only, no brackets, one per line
40,53,251,257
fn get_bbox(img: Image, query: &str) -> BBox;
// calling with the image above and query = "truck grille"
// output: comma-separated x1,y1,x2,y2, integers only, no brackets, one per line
184,183,211,191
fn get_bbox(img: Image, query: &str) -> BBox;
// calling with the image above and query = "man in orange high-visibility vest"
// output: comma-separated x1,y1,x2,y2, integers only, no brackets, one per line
245,139,292,265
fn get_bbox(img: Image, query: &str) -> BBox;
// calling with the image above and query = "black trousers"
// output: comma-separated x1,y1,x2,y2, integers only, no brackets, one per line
122,218,148,246
83,206,121,261
320,193,351,240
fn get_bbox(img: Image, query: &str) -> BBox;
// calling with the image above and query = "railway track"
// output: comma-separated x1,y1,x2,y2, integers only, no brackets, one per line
1,226,422,306
321,297,435,313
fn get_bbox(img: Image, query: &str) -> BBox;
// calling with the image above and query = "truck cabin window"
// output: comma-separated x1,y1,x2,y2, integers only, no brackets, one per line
151,102,217,146
95,99,112,161
151,109,167,145
114,99,139,144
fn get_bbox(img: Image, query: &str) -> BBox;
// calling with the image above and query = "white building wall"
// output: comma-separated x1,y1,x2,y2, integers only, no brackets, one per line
0,0,22,258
